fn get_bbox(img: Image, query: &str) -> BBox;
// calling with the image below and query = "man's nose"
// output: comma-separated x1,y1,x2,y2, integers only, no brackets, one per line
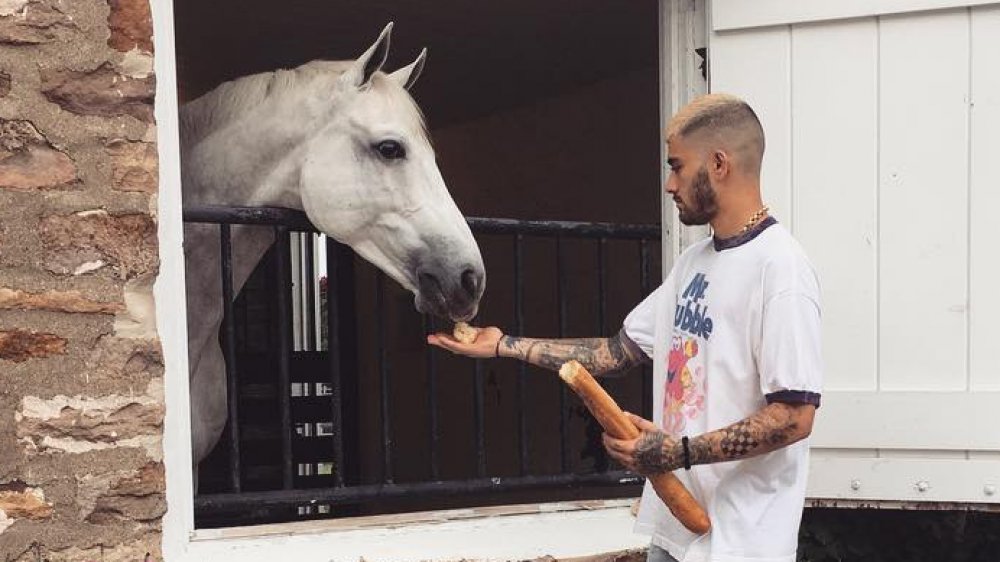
664,177,677,194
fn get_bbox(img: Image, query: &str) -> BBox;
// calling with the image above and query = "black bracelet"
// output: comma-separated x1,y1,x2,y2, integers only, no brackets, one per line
495,336,503,358
681,436,691,470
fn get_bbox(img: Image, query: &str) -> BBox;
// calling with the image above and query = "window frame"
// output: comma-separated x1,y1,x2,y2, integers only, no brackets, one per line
152,0,674,559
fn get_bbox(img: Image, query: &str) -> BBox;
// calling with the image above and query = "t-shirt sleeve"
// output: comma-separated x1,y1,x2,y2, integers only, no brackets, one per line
758,291,823,408
622,282,667,360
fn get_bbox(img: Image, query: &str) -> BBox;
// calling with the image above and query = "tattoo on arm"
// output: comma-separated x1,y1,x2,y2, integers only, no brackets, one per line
497,329,649,376
634,430,684,474
687,403,813,466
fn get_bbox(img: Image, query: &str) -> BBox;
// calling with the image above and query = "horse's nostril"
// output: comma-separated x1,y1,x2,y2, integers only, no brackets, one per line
461,268,481,298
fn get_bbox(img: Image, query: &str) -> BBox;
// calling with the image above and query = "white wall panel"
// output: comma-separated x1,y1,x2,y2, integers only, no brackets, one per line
710,27,793,229
791,19,879,391
713,0,1000,31
808,457,1000,503
877,10,970,391
969,5,1000,391
710,1,1000,504
812,392,1000,450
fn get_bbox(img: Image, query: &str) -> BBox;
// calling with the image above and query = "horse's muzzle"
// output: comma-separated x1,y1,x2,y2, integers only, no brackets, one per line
415,264,485,322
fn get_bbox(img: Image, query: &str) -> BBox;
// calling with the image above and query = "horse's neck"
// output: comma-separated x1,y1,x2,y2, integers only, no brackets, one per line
180,61,347,208
181,63,348,341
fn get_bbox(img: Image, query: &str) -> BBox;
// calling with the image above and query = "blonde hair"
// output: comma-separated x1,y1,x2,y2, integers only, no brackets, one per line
666,93,765,175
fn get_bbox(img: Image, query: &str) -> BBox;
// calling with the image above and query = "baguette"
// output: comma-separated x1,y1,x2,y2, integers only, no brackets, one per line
558,360,711,535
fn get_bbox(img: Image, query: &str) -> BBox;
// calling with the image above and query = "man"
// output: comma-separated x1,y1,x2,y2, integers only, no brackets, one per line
428,93,822,562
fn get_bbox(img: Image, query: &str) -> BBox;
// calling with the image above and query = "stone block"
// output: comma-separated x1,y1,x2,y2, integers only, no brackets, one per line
85,462,165,523
41,63,154,123
0,287,123,314
107,0,152,54
0,328,66,362
39,210,157,279
106,139,157,193
16,379,163,459
0,0,73,45
0,118,78,191
0,480,53,521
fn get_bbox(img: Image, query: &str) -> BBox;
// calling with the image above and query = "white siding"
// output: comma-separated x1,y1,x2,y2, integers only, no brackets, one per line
711,28,793,228
709,2,1000,503
878,10,970,391
713,0,1000,30
969,5,1000,392
791,18,879,392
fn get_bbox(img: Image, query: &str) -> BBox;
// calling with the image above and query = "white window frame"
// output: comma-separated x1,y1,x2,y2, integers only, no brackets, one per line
151,0,670,559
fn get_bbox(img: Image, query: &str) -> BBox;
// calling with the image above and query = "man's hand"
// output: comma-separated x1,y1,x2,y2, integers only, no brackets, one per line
602,412,682,476
427,326,504,358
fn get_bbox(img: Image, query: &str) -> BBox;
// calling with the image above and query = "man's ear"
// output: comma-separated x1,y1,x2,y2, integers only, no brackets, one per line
711,150,731,180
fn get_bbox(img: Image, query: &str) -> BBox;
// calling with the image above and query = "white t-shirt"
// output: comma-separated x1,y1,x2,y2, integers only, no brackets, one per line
623,219,822,562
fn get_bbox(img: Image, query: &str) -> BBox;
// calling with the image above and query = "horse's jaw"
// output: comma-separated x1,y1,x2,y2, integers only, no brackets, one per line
338,231,485,323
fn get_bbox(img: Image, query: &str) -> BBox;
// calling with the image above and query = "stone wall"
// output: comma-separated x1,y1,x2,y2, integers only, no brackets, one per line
0,0,162,560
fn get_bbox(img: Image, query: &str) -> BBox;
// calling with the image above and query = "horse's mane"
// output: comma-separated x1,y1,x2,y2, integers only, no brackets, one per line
180,60,429,147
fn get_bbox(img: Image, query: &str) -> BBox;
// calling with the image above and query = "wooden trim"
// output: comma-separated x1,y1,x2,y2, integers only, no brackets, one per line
811,391,1000,450
808,456,1000,503
712,0,1000,31
193,499,635,541
182,503,646,562
659,0,710,270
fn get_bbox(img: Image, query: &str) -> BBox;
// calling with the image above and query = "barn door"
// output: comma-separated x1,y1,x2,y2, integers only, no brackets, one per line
706,0,1000,504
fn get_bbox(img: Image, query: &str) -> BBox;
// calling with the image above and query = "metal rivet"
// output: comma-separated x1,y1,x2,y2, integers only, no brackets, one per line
985,485,996,496
850,479,861,491
915,480,930,492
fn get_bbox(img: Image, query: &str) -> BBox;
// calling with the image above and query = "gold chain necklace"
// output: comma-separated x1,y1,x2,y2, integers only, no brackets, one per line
739,205,769,235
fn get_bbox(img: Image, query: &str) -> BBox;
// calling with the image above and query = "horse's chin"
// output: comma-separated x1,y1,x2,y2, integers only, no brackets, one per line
415,294,478,323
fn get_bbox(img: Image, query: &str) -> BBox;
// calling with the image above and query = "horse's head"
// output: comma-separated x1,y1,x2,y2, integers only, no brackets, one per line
299,24,485,322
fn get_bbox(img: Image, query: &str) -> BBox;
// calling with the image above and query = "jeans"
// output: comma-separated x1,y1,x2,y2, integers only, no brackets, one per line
647,543,680,562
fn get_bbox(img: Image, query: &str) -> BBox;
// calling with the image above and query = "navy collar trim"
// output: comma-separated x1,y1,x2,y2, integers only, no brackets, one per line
713,216,778,251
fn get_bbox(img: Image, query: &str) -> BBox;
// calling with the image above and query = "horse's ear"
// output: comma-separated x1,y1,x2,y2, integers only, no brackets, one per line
388,48,427,91
342,22,393,90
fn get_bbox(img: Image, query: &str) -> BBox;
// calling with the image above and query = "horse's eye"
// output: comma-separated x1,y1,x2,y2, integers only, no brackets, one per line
374,140,406,160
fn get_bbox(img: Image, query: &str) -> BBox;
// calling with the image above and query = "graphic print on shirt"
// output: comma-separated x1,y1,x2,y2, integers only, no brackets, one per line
663,272,711,435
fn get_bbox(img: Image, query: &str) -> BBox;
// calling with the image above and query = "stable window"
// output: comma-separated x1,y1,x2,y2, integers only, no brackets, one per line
155,0,691,559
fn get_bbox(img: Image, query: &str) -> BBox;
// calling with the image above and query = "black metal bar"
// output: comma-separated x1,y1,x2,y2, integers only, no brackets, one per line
325,237,345,488
423,315,440,480
183,205,659,240
274,227,295,489
514,234,528,476
376,271,393,483
303,234,316,352
597,238,607,336
473,359,486,477
219,224,242,493
639,239,652,297
595,237,610,472
556,235,569,473
195,470,643,513
639,239,653,419
470,217,658,239
184,206,316,230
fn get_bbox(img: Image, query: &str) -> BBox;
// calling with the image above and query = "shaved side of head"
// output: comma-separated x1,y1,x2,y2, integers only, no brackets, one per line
667,93,765,176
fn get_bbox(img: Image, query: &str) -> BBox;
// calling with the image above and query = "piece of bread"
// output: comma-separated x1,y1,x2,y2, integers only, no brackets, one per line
558,360,711,535
452,321,478,344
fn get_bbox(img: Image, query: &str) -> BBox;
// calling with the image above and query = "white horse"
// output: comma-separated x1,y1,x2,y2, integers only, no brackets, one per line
179,24,486,475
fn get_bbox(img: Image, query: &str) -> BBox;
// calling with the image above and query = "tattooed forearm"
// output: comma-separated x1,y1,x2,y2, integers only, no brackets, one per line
634,430,684,475
687,402,814,466
497,329,649,376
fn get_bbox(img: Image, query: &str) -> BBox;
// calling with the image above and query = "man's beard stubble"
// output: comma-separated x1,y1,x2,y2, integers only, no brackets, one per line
678,166,719,226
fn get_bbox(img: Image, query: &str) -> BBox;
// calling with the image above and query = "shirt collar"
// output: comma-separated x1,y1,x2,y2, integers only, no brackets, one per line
712,216,778,251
